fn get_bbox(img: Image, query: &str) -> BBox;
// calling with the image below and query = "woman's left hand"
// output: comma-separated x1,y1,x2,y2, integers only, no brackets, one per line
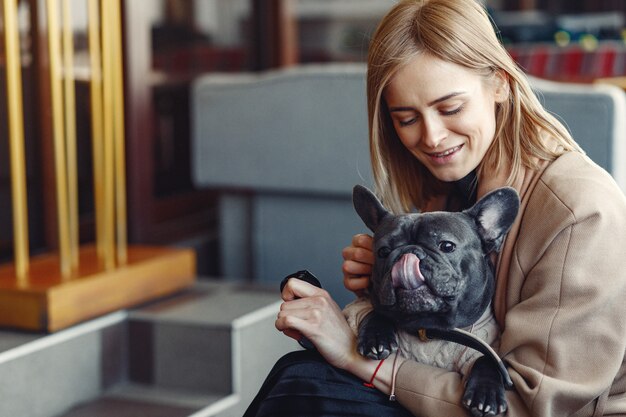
276,278,359,370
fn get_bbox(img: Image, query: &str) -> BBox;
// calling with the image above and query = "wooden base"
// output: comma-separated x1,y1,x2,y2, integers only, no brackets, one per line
0,245,196,332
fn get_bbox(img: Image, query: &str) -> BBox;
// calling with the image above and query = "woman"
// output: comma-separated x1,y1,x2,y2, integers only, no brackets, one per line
246,0,626,416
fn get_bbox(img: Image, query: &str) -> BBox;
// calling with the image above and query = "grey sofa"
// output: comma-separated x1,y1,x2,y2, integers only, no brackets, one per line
191,64,626,307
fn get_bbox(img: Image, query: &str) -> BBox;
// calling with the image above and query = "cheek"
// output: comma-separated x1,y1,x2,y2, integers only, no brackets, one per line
395,125,421,149
397,132,431,165
398,133,413,150
477,115,498,150
461,107,497,149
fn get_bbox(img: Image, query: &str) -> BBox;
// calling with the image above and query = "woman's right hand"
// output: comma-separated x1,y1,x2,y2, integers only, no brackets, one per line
341,233,374,294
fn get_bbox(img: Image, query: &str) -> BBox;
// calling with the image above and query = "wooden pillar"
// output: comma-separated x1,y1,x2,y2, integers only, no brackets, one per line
252,0,298,70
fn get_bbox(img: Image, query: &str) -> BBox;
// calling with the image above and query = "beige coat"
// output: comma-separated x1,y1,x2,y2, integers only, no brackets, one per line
394,152,626,416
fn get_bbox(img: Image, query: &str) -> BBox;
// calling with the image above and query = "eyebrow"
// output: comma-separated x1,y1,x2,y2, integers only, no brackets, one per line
388,92,465,112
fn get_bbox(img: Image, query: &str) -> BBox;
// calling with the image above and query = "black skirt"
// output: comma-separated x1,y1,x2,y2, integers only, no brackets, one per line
243,350,414,417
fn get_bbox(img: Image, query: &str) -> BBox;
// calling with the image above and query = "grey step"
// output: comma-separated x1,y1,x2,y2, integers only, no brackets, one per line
104,383,222,410
0,312,128,417
0,279,298,417
126,280,299,417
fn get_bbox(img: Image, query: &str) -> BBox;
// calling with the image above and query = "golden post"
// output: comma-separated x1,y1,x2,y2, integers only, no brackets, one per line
101,0,116,270
46,0,72,278
4,0,30,280
61,0,80,269
88,0,106,262
112,0,128,265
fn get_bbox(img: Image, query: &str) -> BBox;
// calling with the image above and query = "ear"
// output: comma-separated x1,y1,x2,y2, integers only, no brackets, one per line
464,187,520,253
352,185,390,233
493,69,509,104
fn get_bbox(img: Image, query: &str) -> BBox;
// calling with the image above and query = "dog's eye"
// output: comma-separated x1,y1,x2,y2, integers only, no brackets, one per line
377,247,392,258
438,241,456,253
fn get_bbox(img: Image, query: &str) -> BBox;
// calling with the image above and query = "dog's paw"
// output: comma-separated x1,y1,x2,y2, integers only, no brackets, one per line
357,331,398,360
462,357,508,416
462,386,507,417
357,314,398,360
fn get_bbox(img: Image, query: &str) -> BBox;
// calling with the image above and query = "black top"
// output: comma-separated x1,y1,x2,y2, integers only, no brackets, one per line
452,170,478,210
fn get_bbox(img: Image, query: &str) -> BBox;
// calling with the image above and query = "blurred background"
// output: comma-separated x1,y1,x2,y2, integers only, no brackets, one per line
1,2,625,415
1,0,625,277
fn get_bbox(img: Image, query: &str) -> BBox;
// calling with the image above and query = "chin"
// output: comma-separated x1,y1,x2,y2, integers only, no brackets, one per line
431,169,471,183
417,154,476,182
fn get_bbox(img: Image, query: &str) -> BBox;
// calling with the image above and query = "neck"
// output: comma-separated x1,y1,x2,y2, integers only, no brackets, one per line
453,170,478,210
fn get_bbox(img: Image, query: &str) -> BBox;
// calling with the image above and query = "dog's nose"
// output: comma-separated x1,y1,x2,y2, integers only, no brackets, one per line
412,247,427,260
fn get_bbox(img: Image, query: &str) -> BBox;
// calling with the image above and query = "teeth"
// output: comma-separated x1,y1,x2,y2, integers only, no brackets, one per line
432,145,461,157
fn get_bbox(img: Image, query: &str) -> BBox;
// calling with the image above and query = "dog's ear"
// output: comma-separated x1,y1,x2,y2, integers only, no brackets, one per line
352,185,390,232
465,187,520,253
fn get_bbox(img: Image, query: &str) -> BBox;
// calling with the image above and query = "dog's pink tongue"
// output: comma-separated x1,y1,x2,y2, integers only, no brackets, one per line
391,253,425,290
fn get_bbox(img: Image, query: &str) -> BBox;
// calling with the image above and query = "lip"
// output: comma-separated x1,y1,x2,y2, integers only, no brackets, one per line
426,144,464,165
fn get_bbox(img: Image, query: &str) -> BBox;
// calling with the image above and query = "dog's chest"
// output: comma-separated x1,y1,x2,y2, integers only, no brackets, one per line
343,298,500,376
396,312,499,376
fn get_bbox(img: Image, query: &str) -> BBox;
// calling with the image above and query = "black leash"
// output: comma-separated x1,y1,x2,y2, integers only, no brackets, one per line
281,270,513,389
420,327,513,389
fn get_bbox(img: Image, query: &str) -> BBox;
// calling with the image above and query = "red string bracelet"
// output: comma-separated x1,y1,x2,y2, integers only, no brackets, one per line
363,358,385,388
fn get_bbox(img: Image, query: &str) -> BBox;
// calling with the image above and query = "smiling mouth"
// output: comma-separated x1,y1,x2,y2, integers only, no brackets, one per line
428,144,464,158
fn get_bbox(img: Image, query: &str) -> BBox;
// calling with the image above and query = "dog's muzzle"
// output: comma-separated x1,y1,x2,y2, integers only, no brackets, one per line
391,253,425,290
376,250,449,314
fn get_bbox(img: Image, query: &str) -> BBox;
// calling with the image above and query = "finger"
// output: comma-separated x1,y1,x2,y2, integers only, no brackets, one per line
344,275,370,292
342,244,374,264
276,312,305,333
352,233,373,249
281,328,304,342
279,296,315,312
276,314,319,349
342,259,373,277
276,306,322,334
281,278,327,301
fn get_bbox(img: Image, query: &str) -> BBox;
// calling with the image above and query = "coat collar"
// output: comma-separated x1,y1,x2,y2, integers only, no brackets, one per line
491,157,551,327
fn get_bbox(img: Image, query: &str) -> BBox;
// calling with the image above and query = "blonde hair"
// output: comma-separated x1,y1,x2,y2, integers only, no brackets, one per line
367,0,582,213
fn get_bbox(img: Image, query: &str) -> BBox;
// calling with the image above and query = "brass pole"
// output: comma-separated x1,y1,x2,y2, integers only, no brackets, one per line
62,0,79,269
112,0,127,265
46,0,72,277
4,0,30,280
88,0,105,261
101,0,116,270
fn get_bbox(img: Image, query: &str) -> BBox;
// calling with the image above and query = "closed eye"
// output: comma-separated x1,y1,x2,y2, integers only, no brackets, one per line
441,104,464,116
395,104,463,127
399,117,417,127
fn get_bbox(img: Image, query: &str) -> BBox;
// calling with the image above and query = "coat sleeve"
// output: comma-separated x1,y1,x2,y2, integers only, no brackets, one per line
392,180,626,416
498,184,626,416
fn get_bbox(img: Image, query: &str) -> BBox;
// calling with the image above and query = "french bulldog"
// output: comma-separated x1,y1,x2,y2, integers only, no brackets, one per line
344,185,519,417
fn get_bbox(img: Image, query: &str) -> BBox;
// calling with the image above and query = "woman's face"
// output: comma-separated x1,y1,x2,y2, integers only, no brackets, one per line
384,53,508,182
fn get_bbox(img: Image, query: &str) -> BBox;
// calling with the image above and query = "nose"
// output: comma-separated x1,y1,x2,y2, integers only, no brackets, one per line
411,246,427,260
421,114,447,149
